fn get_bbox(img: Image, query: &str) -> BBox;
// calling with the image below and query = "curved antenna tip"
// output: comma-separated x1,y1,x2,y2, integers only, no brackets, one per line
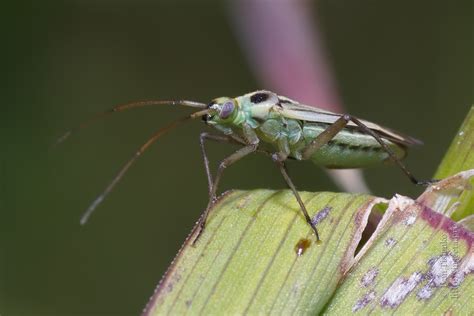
80,195,104,225
51,131,72,149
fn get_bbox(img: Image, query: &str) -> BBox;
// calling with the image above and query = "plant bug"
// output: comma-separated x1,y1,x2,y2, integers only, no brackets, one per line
58,90,434,243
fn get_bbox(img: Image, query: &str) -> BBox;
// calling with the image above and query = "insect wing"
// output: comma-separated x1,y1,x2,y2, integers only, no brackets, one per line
274,100,422,147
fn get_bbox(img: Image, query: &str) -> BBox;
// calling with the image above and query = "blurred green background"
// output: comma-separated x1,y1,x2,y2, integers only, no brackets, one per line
3,1,472,315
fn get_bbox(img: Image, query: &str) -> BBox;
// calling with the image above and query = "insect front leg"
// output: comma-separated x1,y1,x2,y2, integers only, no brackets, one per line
194,128,259,244
199,132,245,198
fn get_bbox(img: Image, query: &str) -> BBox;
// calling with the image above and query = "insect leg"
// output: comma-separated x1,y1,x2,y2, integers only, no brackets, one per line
348,116,436,185
272,156,320,241
301,114,435,185
199,132,244,197
302,115,351,160
193,144,258,244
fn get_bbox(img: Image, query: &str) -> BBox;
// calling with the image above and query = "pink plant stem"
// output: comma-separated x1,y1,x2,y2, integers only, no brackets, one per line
229,0,370,193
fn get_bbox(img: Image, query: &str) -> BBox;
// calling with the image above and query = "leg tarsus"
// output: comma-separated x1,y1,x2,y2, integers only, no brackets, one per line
414,178,439,186
348,116,433,186
192,218,207,246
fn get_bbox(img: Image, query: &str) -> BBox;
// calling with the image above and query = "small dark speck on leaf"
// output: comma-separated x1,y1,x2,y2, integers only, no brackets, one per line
385,237,397,248
295,238,311,257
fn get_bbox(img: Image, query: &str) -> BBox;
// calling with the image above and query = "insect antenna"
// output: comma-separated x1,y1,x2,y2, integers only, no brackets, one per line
55,100,207,146
79,108,210,225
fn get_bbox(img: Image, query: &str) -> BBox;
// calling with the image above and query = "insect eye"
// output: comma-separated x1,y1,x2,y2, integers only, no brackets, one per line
219,101,235,119
250,92,269,104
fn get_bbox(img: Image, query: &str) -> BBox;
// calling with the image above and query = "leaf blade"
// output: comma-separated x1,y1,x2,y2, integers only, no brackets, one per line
144,190,380,315
323,174,474,315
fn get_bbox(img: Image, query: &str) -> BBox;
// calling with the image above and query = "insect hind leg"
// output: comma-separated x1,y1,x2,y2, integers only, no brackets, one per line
348,116,437,186
301,114,436,186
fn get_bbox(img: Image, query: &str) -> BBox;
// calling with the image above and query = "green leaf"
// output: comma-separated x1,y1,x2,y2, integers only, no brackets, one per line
434,106,474,220
144,190,383,315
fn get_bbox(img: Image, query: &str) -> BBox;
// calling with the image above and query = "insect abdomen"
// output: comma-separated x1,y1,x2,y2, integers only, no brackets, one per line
302,124,407,168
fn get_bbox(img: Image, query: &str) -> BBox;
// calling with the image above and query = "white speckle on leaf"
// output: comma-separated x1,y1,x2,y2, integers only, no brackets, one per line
416,253,459,300
430,253,457,286
352,290,376,312
457,131,465,144
417,284,433,300
380,272,423,308
393,194,415,213
449,252,473,287
449,270,465,287
311,206,331,226
404,213,417,226
385,238,397,248
361,267,379,287
236,195,252,209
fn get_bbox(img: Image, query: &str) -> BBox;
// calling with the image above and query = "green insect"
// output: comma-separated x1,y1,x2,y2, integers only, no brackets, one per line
59,90,432,243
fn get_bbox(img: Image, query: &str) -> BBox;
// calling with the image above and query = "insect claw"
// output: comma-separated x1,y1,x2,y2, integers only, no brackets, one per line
191,235,200,246
311,226,321,242
415,178,440,186
191,224,205,246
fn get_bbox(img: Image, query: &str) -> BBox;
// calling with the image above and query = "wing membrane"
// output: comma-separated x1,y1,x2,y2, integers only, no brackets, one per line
275,100,422,147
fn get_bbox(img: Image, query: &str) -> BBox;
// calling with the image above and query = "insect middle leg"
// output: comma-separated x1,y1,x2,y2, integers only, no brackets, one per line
302,114,435,185
194,138,257,244
272,155,321,241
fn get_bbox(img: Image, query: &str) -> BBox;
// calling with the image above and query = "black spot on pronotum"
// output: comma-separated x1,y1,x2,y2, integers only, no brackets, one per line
219,101,234,119
250,92,269,104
